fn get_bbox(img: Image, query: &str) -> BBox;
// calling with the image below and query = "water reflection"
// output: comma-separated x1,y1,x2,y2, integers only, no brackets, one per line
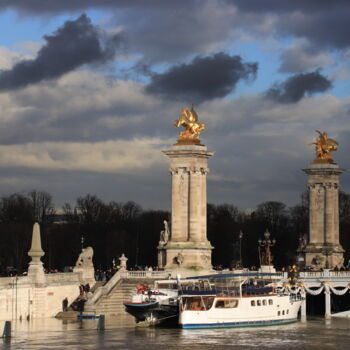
3,316,350,350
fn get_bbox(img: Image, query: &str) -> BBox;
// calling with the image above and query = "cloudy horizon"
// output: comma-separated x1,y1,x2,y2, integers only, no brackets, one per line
1,1,350,211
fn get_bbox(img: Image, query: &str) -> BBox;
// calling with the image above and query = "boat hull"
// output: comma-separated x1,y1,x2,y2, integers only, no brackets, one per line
181,317,298,329
124,301,178,326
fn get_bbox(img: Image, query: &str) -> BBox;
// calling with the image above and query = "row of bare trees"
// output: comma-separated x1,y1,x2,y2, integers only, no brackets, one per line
1,190,350,274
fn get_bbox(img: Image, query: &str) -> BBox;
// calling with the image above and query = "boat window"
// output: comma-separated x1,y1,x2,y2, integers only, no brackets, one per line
251,300,255,306
282,310,285,315
263,300,267,306
182,296,216,311
257,300,261,306
269,299,273,305
215,299,239,308
287,309,289,314
278,311,280,316
202,296,215,310
183,297,205,311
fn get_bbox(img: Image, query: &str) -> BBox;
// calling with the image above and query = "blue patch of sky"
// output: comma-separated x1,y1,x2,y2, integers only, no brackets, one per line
321,52,350,98
0,8,109,51
225,42,283,97
329,80,350,98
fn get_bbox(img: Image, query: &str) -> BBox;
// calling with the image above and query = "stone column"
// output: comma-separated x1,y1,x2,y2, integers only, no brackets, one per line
301,290,307,320
201,169,208,239
302,163,345,268
189,168,201,242
324,284,331,318
161,144,213,270
325,184,334,244
308,184,318,244
169,168,190,242
333,184,340,245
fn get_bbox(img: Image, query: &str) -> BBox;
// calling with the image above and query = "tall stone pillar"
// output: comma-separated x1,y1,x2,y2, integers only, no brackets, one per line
158,106,213,271
302,131,345,268
161,145,213,270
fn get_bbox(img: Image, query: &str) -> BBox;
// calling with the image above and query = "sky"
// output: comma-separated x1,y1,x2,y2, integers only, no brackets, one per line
0,0,350,211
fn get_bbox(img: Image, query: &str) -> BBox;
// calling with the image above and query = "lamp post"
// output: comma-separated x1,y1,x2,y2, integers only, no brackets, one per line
258,230,276,266
239,230,243,267
81,234,85,252
322,247,332,269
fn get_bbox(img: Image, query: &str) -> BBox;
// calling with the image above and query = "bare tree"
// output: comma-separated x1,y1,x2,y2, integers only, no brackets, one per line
28,190,55,223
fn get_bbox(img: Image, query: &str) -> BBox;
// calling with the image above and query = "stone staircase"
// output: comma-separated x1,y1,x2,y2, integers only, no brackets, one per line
86,273,162,315
94,279,136,315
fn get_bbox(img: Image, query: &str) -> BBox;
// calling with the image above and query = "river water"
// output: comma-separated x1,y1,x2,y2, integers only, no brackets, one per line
2,315,350,350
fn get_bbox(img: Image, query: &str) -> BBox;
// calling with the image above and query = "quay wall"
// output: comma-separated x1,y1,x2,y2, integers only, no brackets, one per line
0,273,81,321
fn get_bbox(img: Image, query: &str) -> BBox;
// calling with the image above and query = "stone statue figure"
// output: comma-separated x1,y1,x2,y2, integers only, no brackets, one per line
159,220,170,246
73,246,95,285
174,106,205,144
311,130,338,162
75,246,94,268
175,252,184,265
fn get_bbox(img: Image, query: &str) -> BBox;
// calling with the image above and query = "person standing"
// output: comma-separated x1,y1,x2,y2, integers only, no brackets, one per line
62,297,68,312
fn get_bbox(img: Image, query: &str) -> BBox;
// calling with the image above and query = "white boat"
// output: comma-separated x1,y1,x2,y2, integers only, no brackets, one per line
178,275,302,329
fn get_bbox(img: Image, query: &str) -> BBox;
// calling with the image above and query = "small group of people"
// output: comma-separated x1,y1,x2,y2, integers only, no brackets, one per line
79,283,90,295
95,267,119,281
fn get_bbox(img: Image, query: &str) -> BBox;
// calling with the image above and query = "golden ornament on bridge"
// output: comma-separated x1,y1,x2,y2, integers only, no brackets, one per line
174,106,205,145
311,130,338,163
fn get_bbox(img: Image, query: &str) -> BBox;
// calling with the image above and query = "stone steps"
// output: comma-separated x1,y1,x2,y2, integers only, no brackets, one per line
90,278,159,315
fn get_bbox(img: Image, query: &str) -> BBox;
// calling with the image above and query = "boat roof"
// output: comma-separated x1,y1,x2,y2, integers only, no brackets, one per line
185,272,281,280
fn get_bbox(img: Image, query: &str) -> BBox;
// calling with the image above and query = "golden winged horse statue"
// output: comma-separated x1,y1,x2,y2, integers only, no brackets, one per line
174,106,205,144
312,130,338,163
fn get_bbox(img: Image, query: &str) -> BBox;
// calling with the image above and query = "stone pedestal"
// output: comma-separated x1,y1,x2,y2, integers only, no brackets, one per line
302,162,345,268
160,144,213,270
119,253,128,271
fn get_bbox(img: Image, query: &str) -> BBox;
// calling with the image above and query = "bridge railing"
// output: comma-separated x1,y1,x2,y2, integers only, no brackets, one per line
120,270,170,279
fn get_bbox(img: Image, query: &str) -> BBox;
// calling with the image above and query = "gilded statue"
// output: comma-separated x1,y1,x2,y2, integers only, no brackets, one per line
311,130,338,163
174,106,205,144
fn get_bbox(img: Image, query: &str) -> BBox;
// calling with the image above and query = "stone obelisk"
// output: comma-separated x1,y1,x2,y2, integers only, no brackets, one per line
302,131,345,268
28,222,46,285
158,106,213,270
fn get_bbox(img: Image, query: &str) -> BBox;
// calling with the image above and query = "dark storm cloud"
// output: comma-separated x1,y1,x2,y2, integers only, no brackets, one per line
3,1,350,51
0,0,190,13
232,1,350,50
0,14,123,91
145,53,258,103
266,71,332,104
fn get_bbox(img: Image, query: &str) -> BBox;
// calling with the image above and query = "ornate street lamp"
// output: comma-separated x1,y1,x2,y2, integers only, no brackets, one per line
258,230,276,266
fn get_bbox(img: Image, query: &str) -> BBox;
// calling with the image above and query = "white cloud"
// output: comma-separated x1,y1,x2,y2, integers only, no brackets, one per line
279,40,334,73
0,138,169,173
0,46,26,70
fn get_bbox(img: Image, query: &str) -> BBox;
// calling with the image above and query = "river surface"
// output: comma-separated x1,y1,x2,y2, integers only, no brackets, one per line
2,315,350,350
